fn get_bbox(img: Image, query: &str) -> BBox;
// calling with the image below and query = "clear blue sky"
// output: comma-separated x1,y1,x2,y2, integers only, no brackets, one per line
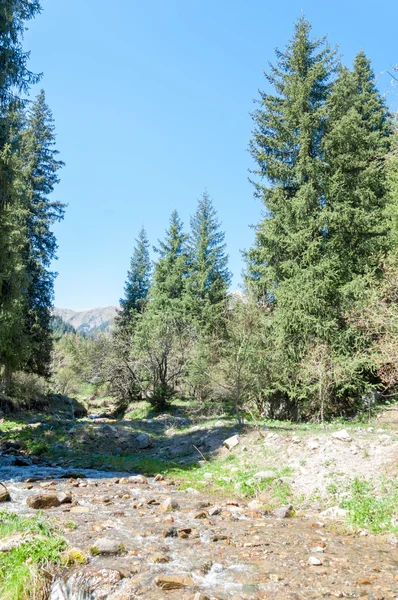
23,0,397,310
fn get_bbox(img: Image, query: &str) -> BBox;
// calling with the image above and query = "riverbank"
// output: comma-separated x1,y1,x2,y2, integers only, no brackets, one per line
1,402,398,598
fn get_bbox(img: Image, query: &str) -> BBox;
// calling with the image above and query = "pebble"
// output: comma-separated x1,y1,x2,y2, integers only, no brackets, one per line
308,556,322,566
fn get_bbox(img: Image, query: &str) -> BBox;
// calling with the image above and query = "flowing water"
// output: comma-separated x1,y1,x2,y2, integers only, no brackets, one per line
2,456,398,599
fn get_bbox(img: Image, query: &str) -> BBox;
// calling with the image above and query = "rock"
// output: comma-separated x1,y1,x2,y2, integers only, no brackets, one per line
70,506,90,514
154,474,164,481
161,497,179,512
223,435,239,450
90,538,125,555
194,511,207,519
357,577,372,585
208,506,222,516
154,574,194,590
254,470,276,481
27,494,61,509
203,472,213,479
308,556,322,566
272,504,293,518
58,492,72,505
194,594,210,600
310,546,325,553
136,433,152,449
279,476,295,485
331,429,352,442
53,568,125,599
129,475,148,485
150,552,171,564
61,548,88,566
185,487,200,494
0,485,11,502
163,527,178,538
320,506,348,519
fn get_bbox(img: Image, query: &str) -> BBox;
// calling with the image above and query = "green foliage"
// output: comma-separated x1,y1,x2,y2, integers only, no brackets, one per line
0,2,43,387
245,17,393,417
152,209,189,304
118,226,152,326
186,190,231,332
341,477,398,533
0,510,66,600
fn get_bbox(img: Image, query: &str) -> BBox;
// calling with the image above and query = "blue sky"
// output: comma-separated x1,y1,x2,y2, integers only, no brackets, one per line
23,0,397,310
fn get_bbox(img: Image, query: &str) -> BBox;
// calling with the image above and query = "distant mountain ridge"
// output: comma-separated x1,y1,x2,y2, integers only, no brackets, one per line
53,306,118,335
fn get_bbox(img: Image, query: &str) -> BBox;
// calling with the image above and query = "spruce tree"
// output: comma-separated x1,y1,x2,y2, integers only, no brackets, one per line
118,227,152,326
246,16,338,353
17,91,65,376
186,189,231,330
323,52,392,289
0,1,42,385
152,210,188,305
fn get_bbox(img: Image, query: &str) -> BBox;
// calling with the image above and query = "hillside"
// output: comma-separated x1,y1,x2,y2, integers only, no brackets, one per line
53,305,118,335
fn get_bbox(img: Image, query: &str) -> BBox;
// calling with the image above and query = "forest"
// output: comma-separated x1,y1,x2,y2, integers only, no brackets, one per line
1,4,398,425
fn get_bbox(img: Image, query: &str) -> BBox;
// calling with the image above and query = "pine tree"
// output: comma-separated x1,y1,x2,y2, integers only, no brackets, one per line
0,1,42,385
17,91,65,376
152,210,188,305
118,227,152,326
323,52,391,290
246,16,339,353
186,189,231,329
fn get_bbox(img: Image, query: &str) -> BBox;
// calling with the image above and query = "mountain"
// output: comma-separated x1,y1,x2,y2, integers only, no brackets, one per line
53,306,118,335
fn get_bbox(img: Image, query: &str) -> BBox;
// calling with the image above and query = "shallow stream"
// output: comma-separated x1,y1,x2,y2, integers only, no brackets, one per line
2,456,398,599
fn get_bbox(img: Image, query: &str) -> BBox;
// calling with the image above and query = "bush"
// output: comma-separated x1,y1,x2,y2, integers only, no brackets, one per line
6,372,49,410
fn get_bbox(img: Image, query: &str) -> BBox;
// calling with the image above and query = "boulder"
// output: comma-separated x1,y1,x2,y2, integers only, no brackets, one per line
136,433,152,449
27,494,61,510
223,435,239,450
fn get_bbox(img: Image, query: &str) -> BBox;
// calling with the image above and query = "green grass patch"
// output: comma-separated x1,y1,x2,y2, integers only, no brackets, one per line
0,510,66,600
341,477,398,533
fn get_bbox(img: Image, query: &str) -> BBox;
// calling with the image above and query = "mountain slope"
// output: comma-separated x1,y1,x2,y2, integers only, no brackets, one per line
53,306,118,335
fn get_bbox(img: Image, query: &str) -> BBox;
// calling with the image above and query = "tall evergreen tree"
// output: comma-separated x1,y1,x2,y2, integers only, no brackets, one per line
152,210,188,305
246,16,339,353
323,52,391,292
0,1,42,385
118,227,152,326
186,189,231,329
17,90,65,376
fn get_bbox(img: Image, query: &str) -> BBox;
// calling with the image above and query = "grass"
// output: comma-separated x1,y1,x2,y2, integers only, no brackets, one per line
341,477,398,533
0,510,66,600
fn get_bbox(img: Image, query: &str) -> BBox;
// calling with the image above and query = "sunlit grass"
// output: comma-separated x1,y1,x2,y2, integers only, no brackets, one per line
0,511,66,600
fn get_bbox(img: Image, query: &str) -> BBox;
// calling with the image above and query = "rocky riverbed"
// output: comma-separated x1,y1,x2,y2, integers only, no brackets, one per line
2,457,398,600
